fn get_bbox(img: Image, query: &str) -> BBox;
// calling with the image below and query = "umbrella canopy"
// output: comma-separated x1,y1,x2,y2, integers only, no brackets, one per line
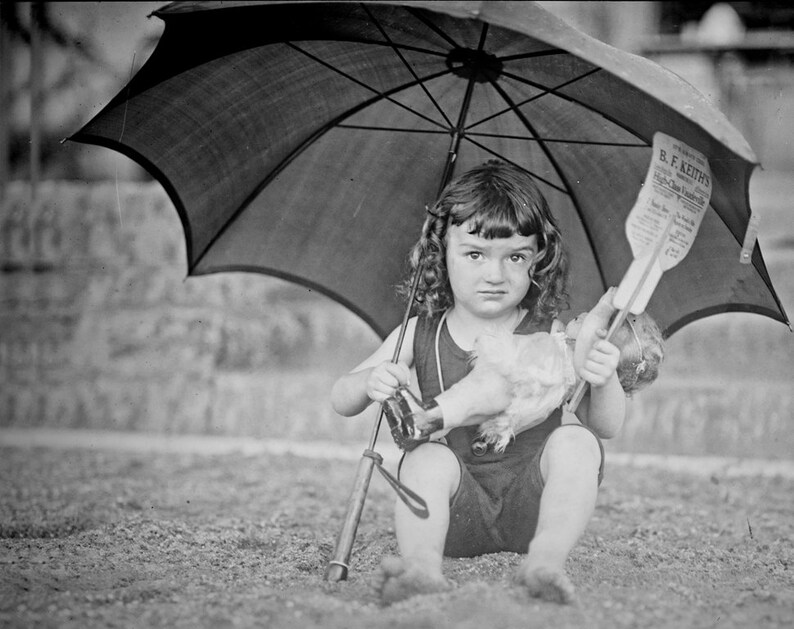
70,0,788,338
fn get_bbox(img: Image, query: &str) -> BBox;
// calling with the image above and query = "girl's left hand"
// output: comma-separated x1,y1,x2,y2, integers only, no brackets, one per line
579,329,620,387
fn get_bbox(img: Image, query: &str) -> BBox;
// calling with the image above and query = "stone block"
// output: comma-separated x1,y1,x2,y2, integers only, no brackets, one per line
209,370,373,442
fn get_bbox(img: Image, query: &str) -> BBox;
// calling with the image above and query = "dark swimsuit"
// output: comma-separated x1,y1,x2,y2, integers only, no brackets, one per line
412,311,603,557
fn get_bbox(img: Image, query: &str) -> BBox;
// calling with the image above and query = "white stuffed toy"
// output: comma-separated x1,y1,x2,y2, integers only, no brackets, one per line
472,329,576,452
471,288,622,452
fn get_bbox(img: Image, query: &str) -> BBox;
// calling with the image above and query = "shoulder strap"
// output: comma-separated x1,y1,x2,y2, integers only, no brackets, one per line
413,313,444,403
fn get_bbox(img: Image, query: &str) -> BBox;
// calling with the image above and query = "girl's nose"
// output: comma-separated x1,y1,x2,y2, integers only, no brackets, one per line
483,259,505,282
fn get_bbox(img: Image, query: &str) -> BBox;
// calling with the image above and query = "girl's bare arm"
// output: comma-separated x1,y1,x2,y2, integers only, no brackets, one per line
331,318,417,417
575,372,626,439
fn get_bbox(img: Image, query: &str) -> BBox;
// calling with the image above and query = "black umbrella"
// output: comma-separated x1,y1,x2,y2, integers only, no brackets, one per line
70,0,787,338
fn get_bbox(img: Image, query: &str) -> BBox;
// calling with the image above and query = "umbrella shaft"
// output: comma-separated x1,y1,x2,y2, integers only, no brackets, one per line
326,115,468,581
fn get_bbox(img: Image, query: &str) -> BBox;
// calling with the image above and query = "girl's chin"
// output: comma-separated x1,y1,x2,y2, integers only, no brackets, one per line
467,303,521,318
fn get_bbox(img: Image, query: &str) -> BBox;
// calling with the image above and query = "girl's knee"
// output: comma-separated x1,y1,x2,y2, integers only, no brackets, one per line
543,426,602,472
400,442,460,490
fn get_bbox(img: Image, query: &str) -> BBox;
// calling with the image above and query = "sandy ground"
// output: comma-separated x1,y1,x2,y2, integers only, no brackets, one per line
1,430,793,629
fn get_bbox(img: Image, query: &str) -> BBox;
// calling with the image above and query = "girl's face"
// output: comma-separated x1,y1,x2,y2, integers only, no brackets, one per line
445,221,537,320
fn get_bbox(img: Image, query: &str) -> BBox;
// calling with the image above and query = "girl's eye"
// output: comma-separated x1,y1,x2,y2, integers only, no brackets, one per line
467,251,482,260
510,254,527,263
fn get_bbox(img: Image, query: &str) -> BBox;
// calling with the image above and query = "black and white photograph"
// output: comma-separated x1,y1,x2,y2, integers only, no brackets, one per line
1,2,793,627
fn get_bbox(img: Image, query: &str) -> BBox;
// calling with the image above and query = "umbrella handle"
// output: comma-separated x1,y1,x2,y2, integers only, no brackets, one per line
326,440,429,582
326,448,378,581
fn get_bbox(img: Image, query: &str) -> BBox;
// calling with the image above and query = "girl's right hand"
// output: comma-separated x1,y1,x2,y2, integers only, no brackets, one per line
366,361,411,403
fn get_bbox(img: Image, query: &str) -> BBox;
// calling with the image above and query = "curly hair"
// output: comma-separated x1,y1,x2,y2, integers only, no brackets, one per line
401,160,568,324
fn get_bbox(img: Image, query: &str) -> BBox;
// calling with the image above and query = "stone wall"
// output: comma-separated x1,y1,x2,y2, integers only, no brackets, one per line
0,181,381,442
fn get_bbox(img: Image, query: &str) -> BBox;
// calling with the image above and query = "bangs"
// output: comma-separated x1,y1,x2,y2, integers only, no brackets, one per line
449,198,542,239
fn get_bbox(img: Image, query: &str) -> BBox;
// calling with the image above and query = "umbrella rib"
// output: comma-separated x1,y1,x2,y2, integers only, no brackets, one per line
499,50,572,62
466,132,646,147
311,35,451,60
466,68,602,130
333,38,449,59
337,124,448,134
484,78,610,287
497,67,649,144
404,6,463,50
461,135,568,194
362,4,453,128
287,42,449,132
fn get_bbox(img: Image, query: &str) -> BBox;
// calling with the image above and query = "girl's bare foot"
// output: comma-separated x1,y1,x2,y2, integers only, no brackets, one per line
376,556,452,605
514,564,576,605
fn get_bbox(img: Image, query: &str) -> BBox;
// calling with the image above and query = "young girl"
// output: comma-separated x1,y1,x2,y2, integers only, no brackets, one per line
331,161,627,605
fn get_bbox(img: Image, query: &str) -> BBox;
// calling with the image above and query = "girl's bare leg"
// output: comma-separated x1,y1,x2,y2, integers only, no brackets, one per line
378,442,460,604
515,425,601,604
